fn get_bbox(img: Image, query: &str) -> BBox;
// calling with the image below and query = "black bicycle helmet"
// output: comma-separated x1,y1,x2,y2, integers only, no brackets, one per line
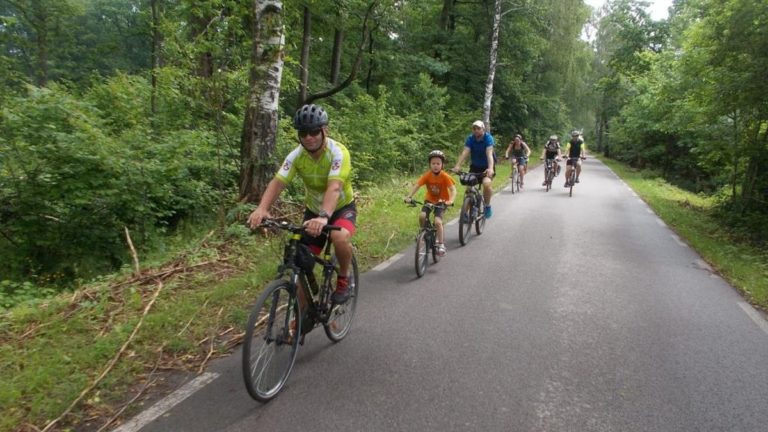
428,149,446,163
293,104,329,131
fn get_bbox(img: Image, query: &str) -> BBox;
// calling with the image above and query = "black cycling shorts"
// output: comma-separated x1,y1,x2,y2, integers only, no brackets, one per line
302,201,357,253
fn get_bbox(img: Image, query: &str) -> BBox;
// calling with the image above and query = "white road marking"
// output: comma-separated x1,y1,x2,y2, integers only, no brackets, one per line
373,253,403,271
645,208,654,214
671,234,687,247
738,302,768,335
655,218,666,227
112,372,220,432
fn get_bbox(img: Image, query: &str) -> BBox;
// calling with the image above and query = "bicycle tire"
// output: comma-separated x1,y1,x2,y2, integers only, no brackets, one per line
510,169,517,195
475,199,485,235
414,230,428,277
242,279,300,403
458,196,473,246
569,171,575,197
324,254,359,342
430,230,441,264
516,170,523,192
546,168,552,192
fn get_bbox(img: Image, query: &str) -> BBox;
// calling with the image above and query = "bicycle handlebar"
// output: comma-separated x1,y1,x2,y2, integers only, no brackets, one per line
404,199,452,208
254,219,341,234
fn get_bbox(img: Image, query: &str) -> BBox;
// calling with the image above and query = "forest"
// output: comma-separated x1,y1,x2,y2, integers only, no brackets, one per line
1,0,766,305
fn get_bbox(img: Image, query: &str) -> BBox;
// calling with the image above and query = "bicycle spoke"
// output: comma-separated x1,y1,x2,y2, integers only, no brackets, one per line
242,281,300,402
324,255,359,342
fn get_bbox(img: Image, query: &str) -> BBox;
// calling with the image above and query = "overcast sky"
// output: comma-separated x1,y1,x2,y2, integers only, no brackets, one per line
584,0,673,20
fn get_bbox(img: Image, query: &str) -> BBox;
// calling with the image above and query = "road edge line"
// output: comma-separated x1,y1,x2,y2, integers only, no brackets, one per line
111,372,220,432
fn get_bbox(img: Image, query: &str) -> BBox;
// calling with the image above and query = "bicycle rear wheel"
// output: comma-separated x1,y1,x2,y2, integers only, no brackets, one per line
325,255,359,342
458,196,473,246
414,230,428,278
242,280,300,403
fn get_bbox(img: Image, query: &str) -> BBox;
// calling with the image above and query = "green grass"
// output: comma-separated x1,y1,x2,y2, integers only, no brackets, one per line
0,168,512,432
601,157,768,310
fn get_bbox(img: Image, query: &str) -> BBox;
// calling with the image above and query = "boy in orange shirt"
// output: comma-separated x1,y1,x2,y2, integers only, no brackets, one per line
404,150,457,256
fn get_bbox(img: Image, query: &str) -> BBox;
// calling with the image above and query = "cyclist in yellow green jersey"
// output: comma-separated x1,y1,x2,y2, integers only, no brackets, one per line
563,130,587,187
248,104,356,304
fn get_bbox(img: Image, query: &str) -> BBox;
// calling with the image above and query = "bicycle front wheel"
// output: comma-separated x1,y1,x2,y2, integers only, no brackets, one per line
510,169,517,194
475,200,486,235
242,280,300,403
546,169,552,192
414,230,428,278
430,231,441,264
569,172,575,197
325,255,359,342
458,196,473,246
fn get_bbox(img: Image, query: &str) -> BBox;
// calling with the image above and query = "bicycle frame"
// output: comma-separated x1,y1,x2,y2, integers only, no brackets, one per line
544,158,558,191
565,157,580,197
243,219,358,403
455,171,486,246
407,200,446,277
264,221,341,332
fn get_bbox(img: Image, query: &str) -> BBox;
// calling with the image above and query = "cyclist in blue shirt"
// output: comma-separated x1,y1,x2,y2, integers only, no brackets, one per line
451,120,496,219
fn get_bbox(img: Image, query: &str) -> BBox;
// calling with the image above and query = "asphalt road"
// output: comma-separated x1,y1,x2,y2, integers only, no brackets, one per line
125,159,768,432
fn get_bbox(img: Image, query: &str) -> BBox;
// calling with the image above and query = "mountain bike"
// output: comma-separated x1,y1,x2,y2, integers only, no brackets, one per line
505,156,522,194
565,156,586,197
455,171,486,246
542,158,559,192
242,219,359,403
406,200,449,278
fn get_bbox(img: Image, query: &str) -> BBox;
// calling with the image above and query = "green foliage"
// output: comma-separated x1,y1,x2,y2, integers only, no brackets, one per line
0,80,235,286
0,280,57,310
596,0,768,243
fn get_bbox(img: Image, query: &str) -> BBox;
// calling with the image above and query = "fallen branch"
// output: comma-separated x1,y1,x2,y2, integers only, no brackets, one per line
96,346,164,432
383,231,396,253
198,307,224,373
41,280,165,432
124,227,140,276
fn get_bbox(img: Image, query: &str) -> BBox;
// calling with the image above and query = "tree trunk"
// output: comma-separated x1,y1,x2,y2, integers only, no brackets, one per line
298,6,311,105
150,0,160,116
439,0,455,33
239,0,285,203
32,2,49,87
330,28,344,85
302,1,378,105
366,33,374,92
481,0,502,131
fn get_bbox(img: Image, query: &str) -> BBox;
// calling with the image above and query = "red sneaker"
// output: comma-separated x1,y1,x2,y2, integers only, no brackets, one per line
331,276,351,304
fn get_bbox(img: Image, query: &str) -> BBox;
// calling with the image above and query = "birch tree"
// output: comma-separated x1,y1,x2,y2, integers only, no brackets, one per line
481,0,503,131
239,0,285,202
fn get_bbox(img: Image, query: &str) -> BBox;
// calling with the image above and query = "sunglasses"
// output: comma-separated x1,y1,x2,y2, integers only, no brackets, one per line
298,128,323,138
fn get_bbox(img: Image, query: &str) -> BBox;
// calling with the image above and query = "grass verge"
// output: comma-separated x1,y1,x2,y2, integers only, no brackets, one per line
600,157,768,310
0,167,511,432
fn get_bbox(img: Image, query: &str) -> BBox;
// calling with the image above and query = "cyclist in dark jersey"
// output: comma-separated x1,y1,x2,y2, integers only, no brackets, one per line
540,135,562,186
564,130,587,187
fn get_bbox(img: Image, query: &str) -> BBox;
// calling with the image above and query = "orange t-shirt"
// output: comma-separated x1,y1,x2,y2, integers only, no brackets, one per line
416,170,456,203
